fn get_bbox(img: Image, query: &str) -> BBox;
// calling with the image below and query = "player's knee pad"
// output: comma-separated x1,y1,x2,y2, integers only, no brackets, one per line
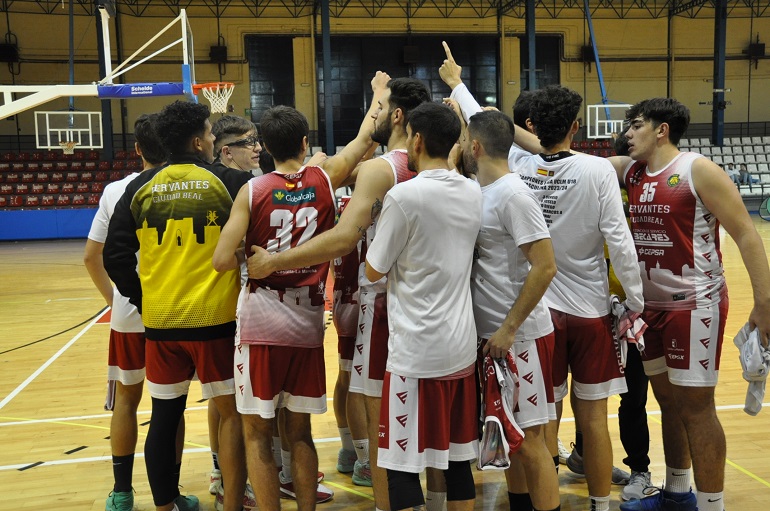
387,469,424,510
443,461,475,502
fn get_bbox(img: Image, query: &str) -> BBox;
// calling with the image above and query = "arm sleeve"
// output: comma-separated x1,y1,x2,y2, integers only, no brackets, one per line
87,192,111,243
103,186,142,312
503,191,550,247
598,165,644,313
449,83,483,125
365,192,409,275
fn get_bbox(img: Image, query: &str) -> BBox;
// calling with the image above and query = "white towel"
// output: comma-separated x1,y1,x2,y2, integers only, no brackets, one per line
610,295,647,368
733,323,770,416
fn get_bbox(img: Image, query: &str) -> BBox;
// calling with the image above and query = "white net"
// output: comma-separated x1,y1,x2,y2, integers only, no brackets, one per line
59,140,79,155
199,83,234,114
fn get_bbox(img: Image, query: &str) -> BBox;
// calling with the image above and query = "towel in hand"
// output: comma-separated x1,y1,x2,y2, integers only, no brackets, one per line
610,294,647,368
733,323,770,416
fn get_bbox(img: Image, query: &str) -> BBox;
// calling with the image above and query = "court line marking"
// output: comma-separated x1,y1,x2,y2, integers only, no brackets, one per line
323,480,375,500
0,308,109,412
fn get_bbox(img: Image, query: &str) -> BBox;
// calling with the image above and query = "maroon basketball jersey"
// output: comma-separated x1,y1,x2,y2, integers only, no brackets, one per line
333,196,361,337
246,166,336,305
625,152,726,311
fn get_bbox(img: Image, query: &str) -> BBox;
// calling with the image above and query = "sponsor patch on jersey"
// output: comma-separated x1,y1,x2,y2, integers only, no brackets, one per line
672,293,686,301
537,168,554,177
667,174,680,187
272,187,316,205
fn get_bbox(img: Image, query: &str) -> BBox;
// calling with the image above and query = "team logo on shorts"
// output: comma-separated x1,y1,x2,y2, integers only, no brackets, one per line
356,344,364,354
699,337,710,348
354,365,363,375
518,350,529,363
527,394,538,406
667,174,680,187
699,359,710,370
701,317,712,328
396,438,409,451
396,414,408,427
522,372,534,384
236,363,244,374
396,391,409,404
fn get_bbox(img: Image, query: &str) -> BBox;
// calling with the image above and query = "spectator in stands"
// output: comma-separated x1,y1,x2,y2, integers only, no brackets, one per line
739,163,752,189
725,163,740,185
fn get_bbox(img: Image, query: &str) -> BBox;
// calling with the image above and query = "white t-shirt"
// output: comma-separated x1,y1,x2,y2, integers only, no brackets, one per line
87,173,144,333
366,169,482,378
472,173,553,340
451,82,643,317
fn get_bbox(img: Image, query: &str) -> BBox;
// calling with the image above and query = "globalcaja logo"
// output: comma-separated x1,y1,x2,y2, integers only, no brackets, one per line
273,187,316,205
667,174,680,187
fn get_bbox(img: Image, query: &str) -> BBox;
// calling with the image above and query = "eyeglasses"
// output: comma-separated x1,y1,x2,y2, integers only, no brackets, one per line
227,135,260,149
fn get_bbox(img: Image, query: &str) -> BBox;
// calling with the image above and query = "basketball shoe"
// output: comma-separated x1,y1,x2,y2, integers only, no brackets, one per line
337,448,356,473
566,446,630,484
209,469,222,495
214,483,257,510
619,489,697,511
105,490,133,511
279,471,334,503
557,438,570,465
622,471,658,501
352,460,372,487
172,494,199,511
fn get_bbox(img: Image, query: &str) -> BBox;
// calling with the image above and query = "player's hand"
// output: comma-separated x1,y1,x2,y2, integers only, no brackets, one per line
443,97,465,126
439,41,463,90
371,71,391,92
482,106,500,112
749,302,770,347
307,151,327,166
482,326,515,359
247,245,275,280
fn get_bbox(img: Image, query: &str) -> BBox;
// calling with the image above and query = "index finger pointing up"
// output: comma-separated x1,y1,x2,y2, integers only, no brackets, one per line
442,41,455,62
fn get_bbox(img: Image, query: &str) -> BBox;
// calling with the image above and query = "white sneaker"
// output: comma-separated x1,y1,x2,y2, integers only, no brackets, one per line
557,438,570,465
621,471,657,501
209,469,222,495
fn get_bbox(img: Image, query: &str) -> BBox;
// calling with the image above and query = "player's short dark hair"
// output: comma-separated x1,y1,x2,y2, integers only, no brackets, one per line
388,78,432,120
260,106,309,163
512,90,535,131
625,98,690,146
529,85,583,149
259,150,276,173
407,102,461,159
133,113,167,166
155,100,210,156
212,115,257,154
468,110,515,160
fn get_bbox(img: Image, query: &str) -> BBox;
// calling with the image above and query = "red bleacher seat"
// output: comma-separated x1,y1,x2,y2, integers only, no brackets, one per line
26,162,40,172
55,162,68,171
87,194,100,205
11,163,24,172
112,161,125,170
16,152,29,161
8,195,22,206
601,140,612,148
31,183,44,194
56,194,71,206
91,182,104,193
15,183,29,194
84,161,97,170
70,161,83,172
76,183,89,193
95,171,108,181
41,162,54,171
0,163,9,172
72,194,86,205
80,171,93,182
578,140,589,149
128,150,139,160
73,151,86,161
61,183,74,193
41,195,55,206
88,150,100,160
114,150,128,160
25,195,40,207
35,173,50,183
599,149,611,158
60,152,74,162
5,173,19,183
1,152,14,161
65,172,79,182
0,184,12,194
109,170,123,181
126,160,140,171
0,196,6,207
51,172,64,183
21,172,34,183
44,151,57,161
98,161,110,171
46,183,60,194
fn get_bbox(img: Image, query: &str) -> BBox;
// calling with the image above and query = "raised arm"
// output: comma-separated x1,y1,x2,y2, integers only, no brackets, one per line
322,71,390,189
483,237,557,358
212,183,251,272
247,158,395,280
692,157,770,345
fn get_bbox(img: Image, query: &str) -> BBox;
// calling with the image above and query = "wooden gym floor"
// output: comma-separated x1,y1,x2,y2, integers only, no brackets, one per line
1,218,770,510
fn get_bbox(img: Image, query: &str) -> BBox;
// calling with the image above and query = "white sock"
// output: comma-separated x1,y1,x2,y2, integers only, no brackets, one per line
281,449,292,480
353,439,369,463
339,427,354,452
697,491,724,511
211,451,220,471
664,466,691,494
272,436,282,468
426,490,446,511
590,495,610,511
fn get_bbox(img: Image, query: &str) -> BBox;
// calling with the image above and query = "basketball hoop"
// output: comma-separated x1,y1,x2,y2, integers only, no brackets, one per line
59,140,79,155
193,82,235,114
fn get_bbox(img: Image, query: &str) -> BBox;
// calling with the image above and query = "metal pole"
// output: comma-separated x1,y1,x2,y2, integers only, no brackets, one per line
711,0,727,146
68,0,74,119
525,0,536,91
95,2,114,161
321,0,334,154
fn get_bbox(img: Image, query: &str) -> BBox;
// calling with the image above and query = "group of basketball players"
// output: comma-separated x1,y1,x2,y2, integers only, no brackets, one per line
85,39,770,511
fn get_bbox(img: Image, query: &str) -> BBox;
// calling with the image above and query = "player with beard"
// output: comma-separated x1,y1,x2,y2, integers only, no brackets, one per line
247,77,431,511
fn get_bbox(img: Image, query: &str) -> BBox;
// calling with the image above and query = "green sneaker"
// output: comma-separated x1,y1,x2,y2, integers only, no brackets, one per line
173,494,199,511
106,490,134,511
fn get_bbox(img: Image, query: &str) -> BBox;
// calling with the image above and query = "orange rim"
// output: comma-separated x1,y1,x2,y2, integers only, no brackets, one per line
192,82,235,94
